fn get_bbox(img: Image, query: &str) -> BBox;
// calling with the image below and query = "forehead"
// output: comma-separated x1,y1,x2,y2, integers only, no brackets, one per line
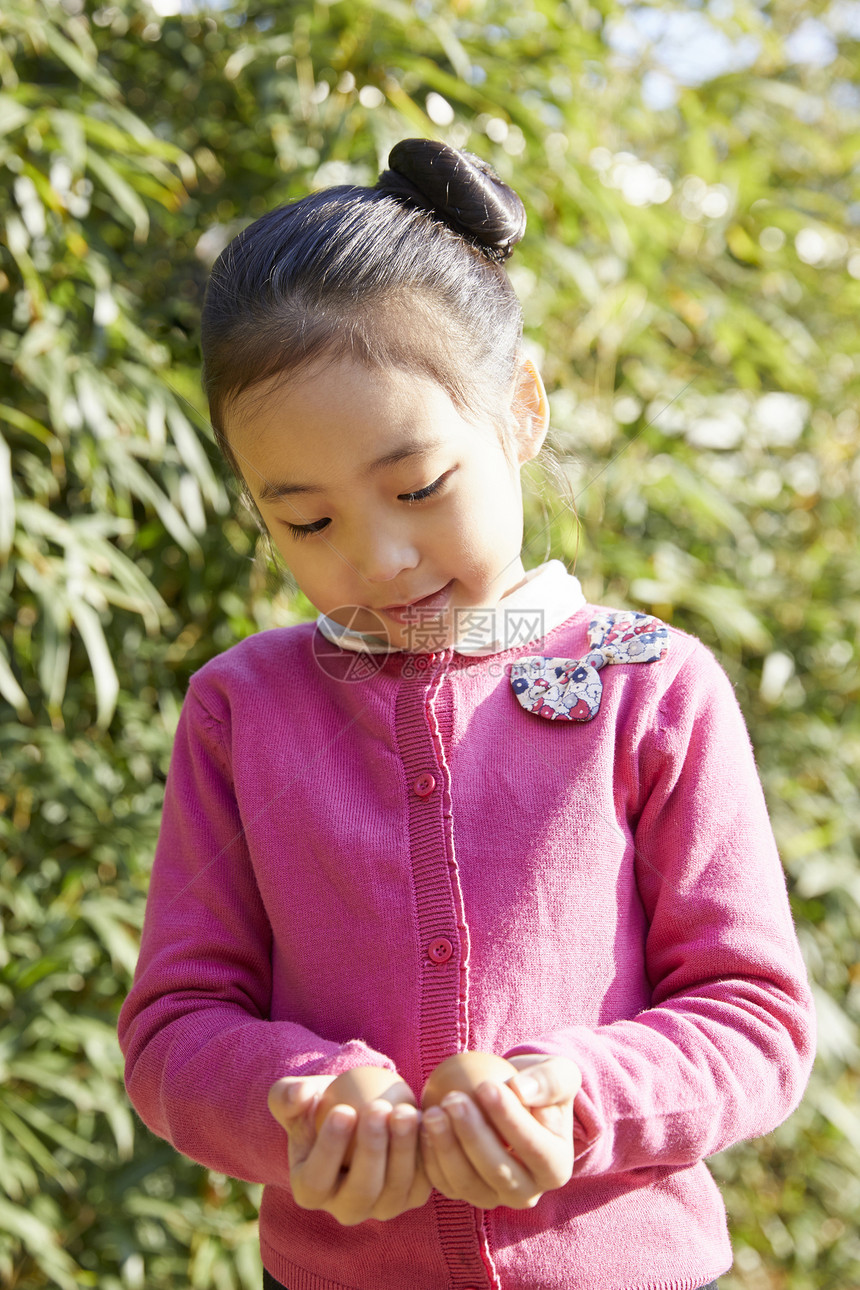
224,355,495,497
228,355,459,443
224,287,493,436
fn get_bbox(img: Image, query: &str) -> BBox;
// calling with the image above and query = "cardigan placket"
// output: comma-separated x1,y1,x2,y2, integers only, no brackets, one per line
396,651,499,1289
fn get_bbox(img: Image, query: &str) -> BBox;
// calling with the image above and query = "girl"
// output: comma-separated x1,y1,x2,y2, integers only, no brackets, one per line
118,139,815,1290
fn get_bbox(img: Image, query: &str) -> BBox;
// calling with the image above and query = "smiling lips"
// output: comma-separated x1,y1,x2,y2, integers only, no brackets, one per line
379,580,455,621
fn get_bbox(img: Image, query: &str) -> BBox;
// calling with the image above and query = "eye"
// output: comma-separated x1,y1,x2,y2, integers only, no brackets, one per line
283,517,330,540
281,472,452,540
399,472,451,504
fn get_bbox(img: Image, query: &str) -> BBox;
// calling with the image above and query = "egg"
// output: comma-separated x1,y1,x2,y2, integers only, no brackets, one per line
421,1051,518,1111
314,1066,417,1165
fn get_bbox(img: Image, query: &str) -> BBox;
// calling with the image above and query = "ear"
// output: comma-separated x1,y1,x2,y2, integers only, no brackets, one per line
511,357,550,465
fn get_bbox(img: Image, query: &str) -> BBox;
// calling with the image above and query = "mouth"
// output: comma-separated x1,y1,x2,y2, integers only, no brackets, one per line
379,580,455,621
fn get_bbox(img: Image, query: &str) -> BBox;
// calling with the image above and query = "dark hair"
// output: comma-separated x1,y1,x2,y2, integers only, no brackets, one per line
200,140,528,504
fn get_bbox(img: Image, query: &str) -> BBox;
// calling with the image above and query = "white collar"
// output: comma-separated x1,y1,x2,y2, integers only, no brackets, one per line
314,560,586,657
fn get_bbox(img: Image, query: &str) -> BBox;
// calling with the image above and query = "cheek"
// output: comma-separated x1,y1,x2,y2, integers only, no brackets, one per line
268,527,296,569
470,459,523,535
277,540,354,612
441,469,522,570
266,528,316,590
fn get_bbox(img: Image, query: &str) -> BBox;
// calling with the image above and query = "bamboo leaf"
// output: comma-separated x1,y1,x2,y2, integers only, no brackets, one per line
0,433,15,554
85,151,149,242
0,93,30,136
0,1101,78,1188
39,20,118,102
46,107,87,175
108,453,199,552
41,606,72,713
0,1197,81,1290
39,1004,127,1079
78,900,141,976
2,1090,105,1162
5,1058,98,1110
106,103,197,186
104,1099,136,1161
0,400,63,454
166,403,221,494
0,1125,39,1200
0,637,30,717
66,596,118,728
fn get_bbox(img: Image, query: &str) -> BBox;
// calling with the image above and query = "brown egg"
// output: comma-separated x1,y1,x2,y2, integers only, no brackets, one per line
421,1051,518,1111
314,1067,417,1165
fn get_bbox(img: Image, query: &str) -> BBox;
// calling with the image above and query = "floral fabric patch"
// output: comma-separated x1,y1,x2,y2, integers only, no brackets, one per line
509,611,669,722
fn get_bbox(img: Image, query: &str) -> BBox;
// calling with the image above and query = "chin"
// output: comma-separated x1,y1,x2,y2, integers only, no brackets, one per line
399,635,457,656
323,606,390,639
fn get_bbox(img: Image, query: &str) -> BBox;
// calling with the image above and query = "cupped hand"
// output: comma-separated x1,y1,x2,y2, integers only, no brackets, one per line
419,1054,581,1210
268,1075,431,1226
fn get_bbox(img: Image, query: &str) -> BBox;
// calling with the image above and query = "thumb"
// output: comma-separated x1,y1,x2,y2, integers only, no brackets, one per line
508,1056,582,1108
268,1080,321,1169
268,1078,317,1127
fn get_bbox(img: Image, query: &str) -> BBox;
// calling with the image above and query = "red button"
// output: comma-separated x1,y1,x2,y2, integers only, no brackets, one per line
413,773,436,798
428,937,453,964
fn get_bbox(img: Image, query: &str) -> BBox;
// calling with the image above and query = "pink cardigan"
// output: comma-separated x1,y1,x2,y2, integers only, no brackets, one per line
118,594,815,1290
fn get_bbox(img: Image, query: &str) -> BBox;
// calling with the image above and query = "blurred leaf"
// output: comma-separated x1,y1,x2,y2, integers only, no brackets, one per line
0,1197,80,1290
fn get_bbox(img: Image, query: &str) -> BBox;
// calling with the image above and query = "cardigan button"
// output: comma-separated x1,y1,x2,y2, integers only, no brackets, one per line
413,773,436,798
428,937,453,964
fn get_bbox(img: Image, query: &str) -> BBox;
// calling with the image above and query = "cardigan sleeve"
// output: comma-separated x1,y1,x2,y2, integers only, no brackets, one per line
117,678,397,1186
505,637,816,1177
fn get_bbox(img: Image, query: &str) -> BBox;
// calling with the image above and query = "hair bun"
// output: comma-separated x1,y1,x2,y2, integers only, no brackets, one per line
376,138,526,262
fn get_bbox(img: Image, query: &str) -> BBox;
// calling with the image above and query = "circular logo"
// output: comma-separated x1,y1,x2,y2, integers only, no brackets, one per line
312,606,391,682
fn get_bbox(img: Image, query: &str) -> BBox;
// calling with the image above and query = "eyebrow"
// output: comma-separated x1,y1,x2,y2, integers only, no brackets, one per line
255,441,445,502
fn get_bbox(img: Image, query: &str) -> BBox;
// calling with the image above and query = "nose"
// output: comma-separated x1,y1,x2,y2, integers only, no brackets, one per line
350,522,419,588
348,523,417,590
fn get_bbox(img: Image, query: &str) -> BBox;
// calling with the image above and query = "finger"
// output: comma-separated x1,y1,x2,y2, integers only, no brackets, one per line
372,1104,425,1219
334,1102,390,1223
268,1083,322,1171
419,1112,449,1194
420,1104,464,1192
440,1093,534,1201
268,1076,327,1126
294,1106,356,1206
384,1103,422,1199
268,1078,305,1126
506,1056,582,1108
407,1157,433,1210
281,1100,318,1166
473,1081,574,1191
421,1104,501,1208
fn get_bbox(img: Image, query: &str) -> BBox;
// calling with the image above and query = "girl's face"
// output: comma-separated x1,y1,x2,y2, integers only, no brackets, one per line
225,353,548,652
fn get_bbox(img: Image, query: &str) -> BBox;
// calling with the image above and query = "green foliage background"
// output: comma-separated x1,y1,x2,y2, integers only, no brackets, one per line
1,0,858,1285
